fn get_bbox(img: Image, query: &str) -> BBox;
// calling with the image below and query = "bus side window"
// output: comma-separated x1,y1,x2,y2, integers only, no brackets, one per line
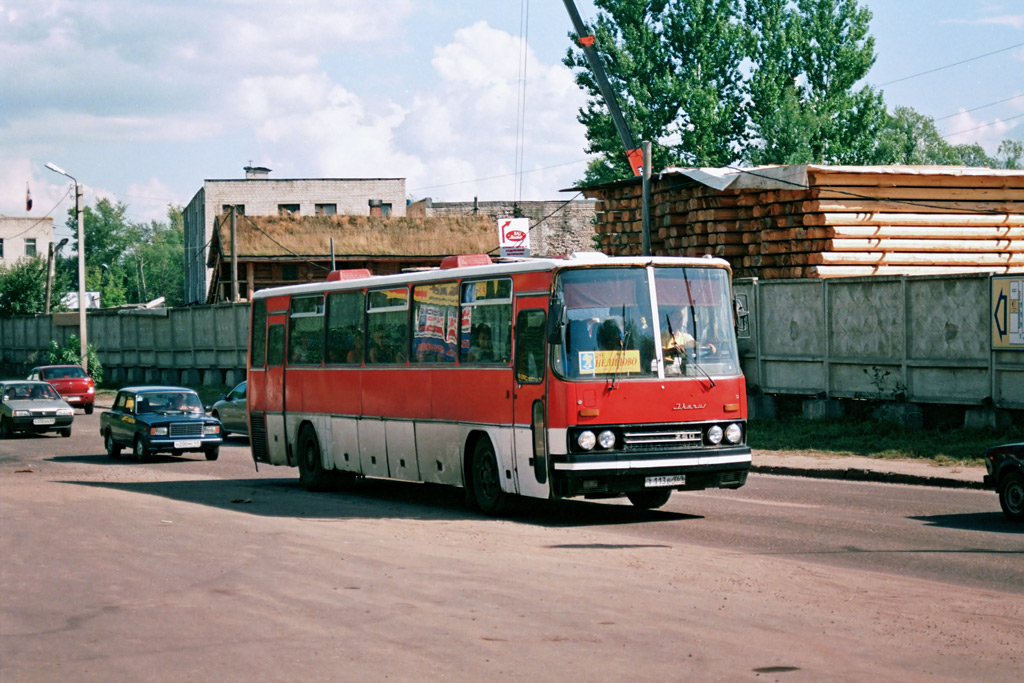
251,299,268,367
326,291,365,365
515,309,546,384
267,324,285,367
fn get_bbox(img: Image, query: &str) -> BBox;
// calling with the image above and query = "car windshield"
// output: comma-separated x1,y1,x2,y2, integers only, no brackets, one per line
4,383,60,401
137,392,204,414
42,367,86,379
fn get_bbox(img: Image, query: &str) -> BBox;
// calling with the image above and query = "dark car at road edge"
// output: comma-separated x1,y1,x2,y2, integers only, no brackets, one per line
983,442,1024,521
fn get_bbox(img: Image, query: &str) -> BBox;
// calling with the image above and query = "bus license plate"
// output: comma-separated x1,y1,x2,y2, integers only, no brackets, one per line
645,475,685,488
34,418,56,425
174,440,201,449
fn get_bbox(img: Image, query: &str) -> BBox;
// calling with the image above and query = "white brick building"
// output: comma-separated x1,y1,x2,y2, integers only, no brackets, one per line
183,166,406,304
0,215,55,268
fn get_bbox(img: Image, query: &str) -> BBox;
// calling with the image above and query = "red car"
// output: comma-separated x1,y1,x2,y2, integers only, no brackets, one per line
28,365,96,414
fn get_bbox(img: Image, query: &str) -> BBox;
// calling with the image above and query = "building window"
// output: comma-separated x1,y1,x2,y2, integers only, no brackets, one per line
368,200,391,218
0,238,4,258
221,204,245,215
278,204,300,216
24,238,36,257
315,203,337,216
280,264,298,281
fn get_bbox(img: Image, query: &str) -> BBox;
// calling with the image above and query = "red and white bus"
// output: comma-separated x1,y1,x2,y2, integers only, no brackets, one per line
247,253,750,513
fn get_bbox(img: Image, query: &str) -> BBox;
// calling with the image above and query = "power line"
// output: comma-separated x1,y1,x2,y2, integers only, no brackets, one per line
934,93,1024,122
409,157,590,193
877,40,1024,87
942,111,1024,140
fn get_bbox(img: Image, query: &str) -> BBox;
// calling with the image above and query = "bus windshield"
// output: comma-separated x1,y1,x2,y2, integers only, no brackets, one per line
552,265,740,379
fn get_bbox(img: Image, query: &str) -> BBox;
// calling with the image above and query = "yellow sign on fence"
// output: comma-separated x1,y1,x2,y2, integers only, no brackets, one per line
991,275,1024,349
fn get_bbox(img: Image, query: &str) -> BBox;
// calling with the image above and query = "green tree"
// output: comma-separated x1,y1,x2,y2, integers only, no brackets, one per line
746,0,888,165
564,0,747,184
874,106,1000,167
128,206,185,306
0,257,47,315
997,139,1023,169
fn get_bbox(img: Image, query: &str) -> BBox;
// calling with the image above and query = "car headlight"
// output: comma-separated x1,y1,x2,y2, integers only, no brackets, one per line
57,408,74,417
150,426,168,436
577,430,596,450
725,423,743,444
12,409,28,417
706,425,723,445
204,424,221,436
598,430,616,449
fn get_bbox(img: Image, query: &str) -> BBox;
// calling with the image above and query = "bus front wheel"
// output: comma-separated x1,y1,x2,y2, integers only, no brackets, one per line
471,437,512,516
297,427,332,492
626,489,672,509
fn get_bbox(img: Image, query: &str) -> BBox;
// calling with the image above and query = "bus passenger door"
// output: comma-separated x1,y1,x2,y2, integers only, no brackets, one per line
262,316,289,466
512,300,549,499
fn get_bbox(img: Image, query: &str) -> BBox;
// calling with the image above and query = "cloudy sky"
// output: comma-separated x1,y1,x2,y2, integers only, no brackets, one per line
1,0,1022,239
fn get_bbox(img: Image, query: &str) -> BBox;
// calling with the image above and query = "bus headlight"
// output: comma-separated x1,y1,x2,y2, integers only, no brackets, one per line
598,430,616,449
725,423,743,444
706,425,723,445
577,430,596,450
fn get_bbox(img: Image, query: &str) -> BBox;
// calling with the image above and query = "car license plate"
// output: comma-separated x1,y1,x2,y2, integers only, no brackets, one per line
174,440,201,449
33,417,56,425
645,474,685,488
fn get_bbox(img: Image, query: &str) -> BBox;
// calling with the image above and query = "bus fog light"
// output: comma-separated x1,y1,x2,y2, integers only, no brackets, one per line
725,423,742,444
598,430,616,449
706,425,723,445
577,430,596,450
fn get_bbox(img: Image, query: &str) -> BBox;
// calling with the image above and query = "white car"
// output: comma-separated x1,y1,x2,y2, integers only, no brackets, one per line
0,380,75,438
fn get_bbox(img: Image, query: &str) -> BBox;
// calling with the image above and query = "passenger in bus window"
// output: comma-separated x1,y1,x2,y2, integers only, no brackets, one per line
662,308,716,361
596,318,624,351
468,324,494,362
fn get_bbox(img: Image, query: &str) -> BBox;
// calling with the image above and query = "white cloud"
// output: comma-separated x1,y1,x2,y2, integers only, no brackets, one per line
944,14,1024,30
943,110,1020,152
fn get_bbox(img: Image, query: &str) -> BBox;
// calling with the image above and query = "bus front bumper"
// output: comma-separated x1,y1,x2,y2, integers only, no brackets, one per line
551,446,751,497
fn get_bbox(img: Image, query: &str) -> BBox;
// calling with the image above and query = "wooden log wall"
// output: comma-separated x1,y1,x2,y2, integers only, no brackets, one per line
590,167,1024,279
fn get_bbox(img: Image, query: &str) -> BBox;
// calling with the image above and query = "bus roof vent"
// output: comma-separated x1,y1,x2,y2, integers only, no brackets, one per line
327,268,372,282
565,251,609,262
440,254,492,269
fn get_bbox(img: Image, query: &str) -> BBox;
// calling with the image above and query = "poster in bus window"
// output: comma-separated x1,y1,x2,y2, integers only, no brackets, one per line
414,305,457,361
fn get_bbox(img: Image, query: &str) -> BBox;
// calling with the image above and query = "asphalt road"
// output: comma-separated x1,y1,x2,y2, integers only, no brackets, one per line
2,410,1022,682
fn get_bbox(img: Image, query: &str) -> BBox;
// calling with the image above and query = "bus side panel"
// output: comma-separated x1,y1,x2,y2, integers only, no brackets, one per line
329,416,361,474
430,368,510,424
362,369,431,419
358,419,389,477
265,413,288,466
414,421,463,487
386,420,419,481
307,367,362,416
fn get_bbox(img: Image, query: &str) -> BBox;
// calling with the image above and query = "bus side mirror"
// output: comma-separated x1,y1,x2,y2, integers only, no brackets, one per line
733,295,749,337
546,299,565,344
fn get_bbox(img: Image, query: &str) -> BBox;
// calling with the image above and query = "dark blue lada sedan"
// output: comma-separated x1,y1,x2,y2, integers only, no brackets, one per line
100,386,223,461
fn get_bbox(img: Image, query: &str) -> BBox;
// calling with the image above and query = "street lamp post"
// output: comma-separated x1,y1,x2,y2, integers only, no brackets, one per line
44,163,89,374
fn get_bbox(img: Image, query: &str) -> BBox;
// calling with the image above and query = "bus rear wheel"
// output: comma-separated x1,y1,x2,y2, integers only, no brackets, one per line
471,437,512,516
626,489,672,509
297,427,332,492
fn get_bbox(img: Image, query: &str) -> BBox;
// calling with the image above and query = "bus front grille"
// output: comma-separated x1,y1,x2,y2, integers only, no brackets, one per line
622,427,703,451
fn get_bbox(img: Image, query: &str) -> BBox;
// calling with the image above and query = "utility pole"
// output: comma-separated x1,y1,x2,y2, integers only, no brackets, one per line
44,237,69,314
230,206,239,302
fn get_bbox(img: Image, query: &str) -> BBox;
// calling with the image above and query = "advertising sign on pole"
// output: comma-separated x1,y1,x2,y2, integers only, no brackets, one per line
498,217,531,258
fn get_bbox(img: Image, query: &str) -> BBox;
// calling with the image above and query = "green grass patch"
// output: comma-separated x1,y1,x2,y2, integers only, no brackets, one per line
749,416,1024,465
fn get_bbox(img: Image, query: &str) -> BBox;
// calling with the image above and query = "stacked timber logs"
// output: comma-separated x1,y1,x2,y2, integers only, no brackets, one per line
591,165,1024,279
